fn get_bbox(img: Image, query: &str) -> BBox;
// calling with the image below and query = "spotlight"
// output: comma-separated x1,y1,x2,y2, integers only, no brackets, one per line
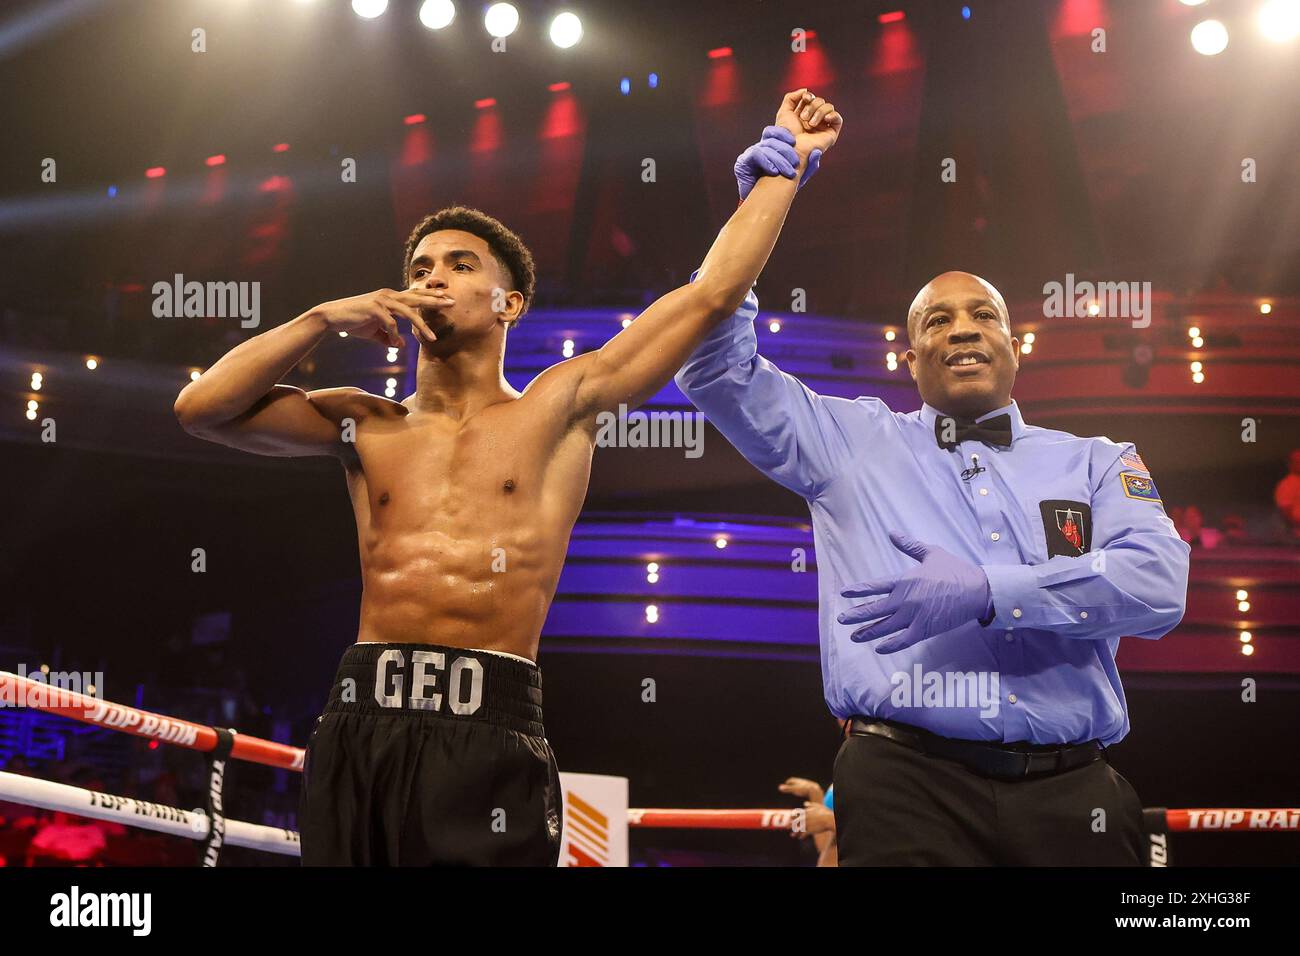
1023,332,1035,344
1258,0,1300,42
1192,336,1204,348
385,378,398,389
621,317,632,329
1086,301,1100,317
549,12,582,48
714,536,728,549
1190,19,1229,55
648,72,659,89
885,330,896,341
1242,644,1254,656
1021,343,1033,354
1240,630,1252,642
707,47,733,59
1238,600,1250,612
1190,361,1202,373
145,167,166,179
1192,371,1205,384
769,320,782,333
351,0,389,19
645,604,659,623
1260,302,1272,314
1236,589,1248,601
387,347,399,362
1187,326,1200,338
619,77,630,95
85,357,98,370
886,352,897,363
646,562,659,573
562,338,575,358
419,0,455,30
484,2,518,38
190,369,202,381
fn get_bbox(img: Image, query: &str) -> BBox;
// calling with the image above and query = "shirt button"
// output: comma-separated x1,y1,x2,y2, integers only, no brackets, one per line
990,532,1000,541
1008,694,1018,704
1080,611,1089,620
1012,608,1023,618
979,488,989,496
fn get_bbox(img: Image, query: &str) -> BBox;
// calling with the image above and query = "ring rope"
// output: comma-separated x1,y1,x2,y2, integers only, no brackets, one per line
0,771,300,857
0,670,304,771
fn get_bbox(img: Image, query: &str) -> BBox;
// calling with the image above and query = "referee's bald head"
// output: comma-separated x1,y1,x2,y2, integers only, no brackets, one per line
903,271,1020,421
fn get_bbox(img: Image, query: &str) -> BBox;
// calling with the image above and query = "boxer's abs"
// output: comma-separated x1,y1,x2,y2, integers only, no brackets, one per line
343,408,592,660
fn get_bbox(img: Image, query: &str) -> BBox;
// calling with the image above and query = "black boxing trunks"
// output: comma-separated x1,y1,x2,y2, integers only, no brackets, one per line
298,642,562,866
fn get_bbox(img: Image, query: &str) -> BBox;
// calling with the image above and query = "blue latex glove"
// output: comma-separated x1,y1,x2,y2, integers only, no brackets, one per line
838,532,993,654
734,126,820,201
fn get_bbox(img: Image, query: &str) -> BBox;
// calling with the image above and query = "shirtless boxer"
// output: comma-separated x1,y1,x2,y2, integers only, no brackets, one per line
172,89,842,866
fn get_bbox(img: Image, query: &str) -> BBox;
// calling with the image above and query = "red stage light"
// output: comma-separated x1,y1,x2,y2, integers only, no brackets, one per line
272,143,290,153
878,10,905,24
707,46,733,59
548,81,571,92
144,166,166,178
403,113,427,125
474,97,497,109
205,154,226,167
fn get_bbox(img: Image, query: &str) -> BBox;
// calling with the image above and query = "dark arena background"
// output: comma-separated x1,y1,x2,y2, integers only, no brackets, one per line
1,0,1298,875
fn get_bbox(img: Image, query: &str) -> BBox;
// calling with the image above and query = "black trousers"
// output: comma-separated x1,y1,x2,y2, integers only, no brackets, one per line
832,732,1146,866
299,643,563,867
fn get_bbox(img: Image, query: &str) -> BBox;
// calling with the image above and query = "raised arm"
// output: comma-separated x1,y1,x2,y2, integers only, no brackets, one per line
172,287,449,457
564,89,842,421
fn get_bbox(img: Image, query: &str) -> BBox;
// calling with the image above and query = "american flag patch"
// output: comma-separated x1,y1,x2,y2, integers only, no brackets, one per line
1120,449,1148,472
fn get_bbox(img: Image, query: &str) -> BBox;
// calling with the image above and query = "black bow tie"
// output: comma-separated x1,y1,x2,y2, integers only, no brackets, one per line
934,413,1013,450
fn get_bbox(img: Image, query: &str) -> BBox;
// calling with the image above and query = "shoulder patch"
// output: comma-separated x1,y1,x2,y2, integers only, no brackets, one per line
1120,449,1149,472
1120,472,1161,503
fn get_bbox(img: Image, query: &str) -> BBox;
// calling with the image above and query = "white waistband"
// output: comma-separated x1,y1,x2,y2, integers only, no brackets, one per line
477,647,537,667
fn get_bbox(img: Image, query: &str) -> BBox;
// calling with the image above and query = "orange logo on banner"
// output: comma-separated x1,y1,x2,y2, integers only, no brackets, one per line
563,791,610,867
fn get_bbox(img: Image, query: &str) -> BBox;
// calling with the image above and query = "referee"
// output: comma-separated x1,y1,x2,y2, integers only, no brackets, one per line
676,130,1190,866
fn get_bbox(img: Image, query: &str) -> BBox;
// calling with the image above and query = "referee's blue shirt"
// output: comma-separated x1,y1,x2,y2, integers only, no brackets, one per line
675,288,1190,746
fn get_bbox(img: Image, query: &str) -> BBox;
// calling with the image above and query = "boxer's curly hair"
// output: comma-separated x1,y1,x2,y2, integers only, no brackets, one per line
402,206,536,329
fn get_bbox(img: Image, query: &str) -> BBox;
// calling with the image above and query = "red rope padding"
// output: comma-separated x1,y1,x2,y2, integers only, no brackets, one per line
626,807,1300,833
0,670,304,772
1164,809,1300,832
627,809,806,830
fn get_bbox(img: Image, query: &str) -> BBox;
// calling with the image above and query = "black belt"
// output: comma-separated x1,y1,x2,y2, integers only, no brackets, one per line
848,716,1104,781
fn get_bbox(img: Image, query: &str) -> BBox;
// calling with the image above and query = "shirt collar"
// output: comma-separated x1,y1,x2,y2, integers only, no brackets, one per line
920,399,1026,444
